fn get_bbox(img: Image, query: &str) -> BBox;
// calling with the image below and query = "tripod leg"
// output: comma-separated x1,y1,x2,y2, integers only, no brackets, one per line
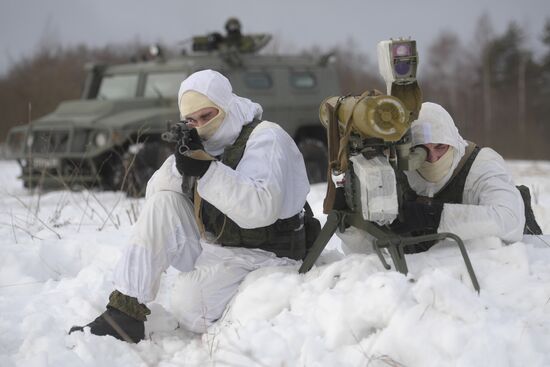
299,211,341,273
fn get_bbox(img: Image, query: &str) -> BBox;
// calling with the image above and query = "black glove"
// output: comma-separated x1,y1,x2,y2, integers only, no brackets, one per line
175,128,212,178
391,200,444,235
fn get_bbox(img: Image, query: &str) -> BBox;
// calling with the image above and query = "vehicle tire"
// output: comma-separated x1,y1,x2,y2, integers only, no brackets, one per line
297,138,328,184
99,152,125,191
124,141,173,197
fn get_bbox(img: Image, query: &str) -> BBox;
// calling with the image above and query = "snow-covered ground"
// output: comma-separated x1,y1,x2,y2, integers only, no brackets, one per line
1,159,550,367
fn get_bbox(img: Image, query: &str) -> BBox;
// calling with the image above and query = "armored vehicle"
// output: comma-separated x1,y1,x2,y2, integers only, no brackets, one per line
5,19,340,195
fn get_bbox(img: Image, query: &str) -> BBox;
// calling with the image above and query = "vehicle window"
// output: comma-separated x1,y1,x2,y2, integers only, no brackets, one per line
144,72,188,98
243,72,272,89
290,71,316,89
97,74,139,99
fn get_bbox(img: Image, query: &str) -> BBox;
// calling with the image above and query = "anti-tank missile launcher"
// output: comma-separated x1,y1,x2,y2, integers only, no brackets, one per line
300,39,480,293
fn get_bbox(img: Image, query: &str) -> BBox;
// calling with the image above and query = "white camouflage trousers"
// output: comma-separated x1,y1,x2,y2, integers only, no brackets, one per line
113,190,295,333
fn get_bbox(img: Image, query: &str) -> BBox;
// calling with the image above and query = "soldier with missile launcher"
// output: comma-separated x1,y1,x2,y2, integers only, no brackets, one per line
300,38,540,292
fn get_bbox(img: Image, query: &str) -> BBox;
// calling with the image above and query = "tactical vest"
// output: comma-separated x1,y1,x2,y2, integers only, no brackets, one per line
403,142,542,253
199,120,309,260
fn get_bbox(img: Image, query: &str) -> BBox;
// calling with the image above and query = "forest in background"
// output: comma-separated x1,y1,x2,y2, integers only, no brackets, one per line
1,15,549,159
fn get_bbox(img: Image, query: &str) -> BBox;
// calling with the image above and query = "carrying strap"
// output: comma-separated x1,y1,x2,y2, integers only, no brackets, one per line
323,101,342,214
194,185,206,238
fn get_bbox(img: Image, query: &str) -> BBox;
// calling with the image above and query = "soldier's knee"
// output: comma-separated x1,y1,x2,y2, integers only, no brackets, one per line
169,274,214,333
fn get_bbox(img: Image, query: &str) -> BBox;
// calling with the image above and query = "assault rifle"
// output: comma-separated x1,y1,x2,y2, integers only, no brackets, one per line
161,121,192,154
161,121,195,194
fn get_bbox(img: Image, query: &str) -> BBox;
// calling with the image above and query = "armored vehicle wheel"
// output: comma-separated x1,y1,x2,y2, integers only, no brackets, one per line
124,141,172,197
98,152,125,191
298,138,327,184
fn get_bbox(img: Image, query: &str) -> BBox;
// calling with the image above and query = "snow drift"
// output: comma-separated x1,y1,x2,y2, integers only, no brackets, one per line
1,160,549,367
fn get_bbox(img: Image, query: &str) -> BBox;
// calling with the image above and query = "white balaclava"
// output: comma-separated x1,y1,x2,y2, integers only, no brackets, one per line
417,146,455,183
404,102,468,197
179,90,226,141
177,70,263,156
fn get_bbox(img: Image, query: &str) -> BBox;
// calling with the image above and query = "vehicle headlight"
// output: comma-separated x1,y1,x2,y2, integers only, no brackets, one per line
94,131,109,147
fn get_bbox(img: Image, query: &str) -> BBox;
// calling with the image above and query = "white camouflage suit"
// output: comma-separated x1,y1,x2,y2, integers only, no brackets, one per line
340,102,525,254
113,70,310,332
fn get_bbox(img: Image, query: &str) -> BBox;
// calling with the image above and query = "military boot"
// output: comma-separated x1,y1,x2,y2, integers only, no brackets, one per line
69,290,151,343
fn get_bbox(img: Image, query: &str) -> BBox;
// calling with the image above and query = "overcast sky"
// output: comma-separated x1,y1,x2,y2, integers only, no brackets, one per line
0,0,549,76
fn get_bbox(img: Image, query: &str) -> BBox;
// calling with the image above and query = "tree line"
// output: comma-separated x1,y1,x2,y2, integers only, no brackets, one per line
1,16,549,159
418,16,550,159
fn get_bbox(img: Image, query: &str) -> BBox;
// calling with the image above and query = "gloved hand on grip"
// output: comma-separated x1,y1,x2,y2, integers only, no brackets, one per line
175,128,215,178
390,200,444,235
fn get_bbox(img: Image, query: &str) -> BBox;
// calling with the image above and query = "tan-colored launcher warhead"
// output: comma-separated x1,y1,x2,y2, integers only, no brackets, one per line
319,94,410,142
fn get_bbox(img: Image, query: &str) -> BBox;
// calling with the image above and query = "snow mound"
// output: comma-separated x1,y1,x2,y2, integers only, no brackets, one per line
1,159,550,367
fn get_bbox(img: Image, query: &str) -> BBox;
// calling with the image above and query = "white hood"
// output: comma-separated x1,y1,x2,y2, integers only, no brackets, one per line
177,70,263,156
404,102,468,197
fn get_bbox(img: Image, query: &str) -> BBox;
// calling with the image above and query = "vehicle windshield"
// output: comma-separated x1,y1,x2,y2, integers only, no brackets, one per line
144,72,188,99
97,74,139,99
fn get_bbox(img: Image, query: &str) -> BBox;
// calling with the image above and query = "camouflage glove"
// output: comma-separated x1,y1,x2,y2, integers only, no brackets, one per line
175,128,214,178
391,200,444,235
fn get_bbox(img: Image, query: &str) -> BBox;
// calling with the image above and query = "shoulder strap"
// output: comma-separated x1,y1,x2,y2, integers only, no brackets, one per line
221,119,261,169
433,142,480,203
441,141,477,192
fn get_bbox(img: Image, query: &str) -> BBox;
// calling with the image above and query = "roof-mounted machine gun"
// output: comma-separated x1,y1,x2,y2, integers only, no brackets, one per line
299,39,480,293
191,18,271,66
